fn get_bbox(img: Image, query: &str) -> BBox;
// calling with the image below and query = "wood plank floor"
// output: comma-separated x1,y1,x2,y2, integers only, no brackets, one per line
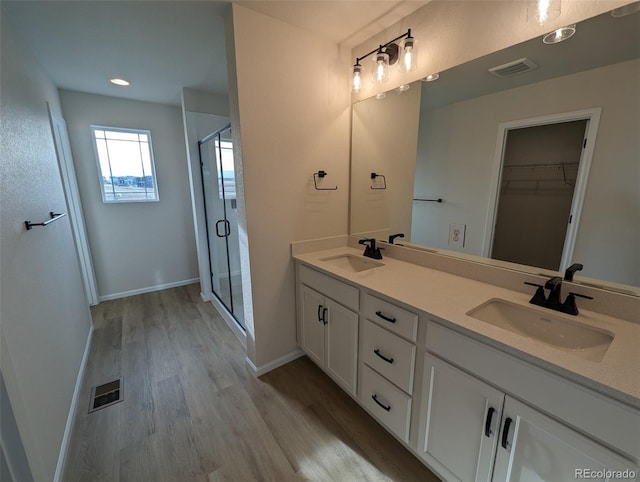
64,284,440,481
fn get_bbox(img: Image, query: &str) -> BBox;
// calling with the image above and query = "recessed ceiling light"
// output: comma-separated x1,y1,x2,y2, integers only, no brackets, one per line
110,78,130,86
611,1,640,17
543,24,576,44
376,92,386,100
396,84,411,92
422,73,440,82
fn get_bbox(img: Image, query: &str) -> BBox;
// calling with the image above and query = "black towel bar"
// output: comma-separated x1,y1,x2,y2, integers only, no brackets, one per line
25,212,67,230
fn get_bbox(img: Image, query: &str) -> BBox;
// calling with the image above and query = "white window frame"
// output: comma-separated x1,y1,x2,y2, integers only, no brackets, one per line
91,125,160,203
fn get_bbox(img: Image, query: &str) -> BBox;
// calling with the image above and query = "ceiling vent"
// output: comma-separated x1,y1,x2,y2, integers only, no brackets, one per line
489,58,538,78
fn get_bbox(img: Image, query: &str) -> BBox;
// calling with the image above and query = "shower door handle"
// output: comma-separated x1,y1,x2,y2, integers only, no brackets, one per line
216,219,231,237
215,220,226,237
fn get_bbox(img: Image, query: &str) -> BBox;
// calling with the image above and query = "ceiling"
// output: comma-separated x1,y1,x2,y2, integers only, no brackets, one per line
420,6,640,108
2,0,425,106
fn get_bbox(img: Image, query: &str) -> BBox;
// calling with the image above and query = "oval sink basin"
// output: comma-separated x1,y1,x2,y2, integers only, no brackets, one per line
320,254,384,273
466,299,614,362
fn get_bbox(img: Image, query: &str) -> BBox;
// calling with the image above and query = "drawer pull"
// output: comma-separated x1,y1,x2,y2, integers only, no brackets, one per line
317,305,323,323
374,348,394,364
375,311,396,323
322,307,328,325
484,407,496,437
501,417,513,449
371,394,391,412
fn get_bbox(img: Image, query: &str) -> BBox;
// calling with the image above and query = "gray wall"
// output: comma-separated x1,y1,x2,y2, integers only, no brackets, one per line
0,16,93,481
413,59,640,286
59,91,200,300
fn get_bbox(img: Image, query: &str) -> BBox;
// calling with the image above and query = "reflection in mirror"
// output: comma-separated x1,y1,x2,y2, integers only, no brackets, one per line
350,8,640,294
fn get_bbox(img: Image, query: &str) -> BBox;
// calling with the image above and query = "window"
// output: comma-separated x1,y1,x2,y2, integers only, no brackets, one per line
91,126,159,203
215,137,236,200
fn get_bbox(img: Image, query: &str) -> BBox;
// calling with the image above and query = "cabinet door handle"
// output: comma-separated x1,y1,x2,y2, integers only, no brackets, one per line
322,307,328,325
374,349,394,364
375,311,396,323
501,417,513,449
484,407,495,437
317,305,323,323
371,394,391,412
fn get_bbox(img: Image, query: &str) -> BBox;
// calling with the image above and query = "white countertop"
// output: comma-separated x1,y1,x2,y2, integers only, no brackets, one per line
294,246,640,407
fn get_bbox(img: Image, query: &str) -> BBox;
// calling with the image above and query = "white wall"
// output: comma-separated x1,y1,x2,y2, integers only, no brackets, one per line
351,0,630,101
351,86,421,239
413,60,639,286
227,4,351,369
0,16,92,481
59,90,199,300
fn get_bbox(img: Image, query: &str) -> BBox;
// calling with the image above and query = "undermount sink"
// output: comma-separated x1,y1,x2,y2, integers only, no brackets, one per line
320,254,384,273
466,299,614,362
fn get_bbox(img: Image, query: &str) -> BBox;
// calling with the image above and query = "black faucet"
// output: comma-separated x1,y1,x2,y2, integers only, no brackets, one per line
358,238,383,260
524,276,593,315
388,233,405,245
564,263,583,281
544,276,563,308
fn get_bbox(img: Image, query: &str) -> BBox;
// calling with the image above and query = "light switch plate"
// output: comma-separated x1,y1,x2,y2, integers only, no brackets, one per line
448,224,466,248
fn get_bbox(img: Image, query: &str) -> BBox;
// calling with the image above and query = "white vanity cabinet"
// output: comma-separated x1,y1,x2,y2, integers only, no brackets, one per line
298,265,359,395
419,353,504,481
359,293,419,443
494,396,638,482
419,322,640,482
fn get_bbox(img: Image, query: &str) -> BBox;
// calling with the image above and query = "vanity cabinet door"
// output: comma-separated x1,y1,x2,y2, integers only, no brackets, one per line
300,285,326,367
325,298,358,396
418,354,504,482
493,396,639,482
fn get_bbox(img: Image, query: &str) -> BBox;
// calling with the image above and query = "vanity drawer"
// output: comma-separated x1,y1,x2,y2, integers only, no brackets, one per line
362,320,416,394
364,293,418,342
360,364,412,443
298,264,359,311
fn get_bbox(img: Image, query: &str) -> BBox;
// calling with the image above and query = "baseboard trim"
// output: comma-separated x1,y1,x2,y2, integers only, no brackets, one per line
99,278,199,302
53,324,93,482
246,349,305,377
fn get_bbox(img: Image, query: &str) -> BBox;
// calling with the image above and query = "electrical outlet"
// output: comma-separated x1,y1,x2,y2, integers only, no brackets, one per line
448,224,466,248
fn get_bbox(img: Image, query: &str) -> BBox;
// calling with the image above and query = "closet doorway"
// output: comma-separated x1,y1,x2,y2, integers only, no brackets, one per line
198,125,245,329
485,109,601,272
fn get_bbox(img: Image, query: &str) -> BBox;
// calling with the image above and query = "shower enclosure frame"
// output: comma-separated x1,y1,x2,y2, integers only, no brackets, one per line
198,124,245,330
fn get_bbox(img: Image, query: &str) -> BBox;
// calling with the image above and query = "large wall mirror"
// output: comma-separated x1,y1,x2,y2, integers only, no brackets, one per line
350,7,639,295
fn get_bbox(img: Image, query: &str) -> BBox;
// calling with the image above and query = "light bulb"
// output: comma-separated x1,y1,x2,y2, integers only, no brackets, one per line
352,63,362,93
372,50,389,83
398,35,417,73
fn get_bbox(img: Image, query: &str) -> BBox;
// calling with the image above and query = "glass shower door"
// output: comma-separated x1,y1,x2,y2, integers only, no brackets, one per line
199,125,245,329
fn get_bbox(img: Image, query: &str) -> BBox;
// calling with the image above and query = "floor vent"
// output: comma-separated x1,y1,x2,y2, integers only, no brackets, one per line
489,58,538,78
88,378,122,413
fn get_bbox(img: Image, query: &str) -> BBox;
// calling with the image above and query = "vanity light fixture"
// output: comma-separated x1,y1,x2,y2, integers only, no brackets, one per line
543,24,576,44
527,0,561,25
373,47,390,84
110,78,130,86
351,29,417,92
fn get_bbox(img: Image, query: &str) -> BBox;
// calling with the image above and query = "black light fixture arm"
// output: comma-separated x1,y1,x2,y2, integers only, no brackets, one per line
354,29,412,66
